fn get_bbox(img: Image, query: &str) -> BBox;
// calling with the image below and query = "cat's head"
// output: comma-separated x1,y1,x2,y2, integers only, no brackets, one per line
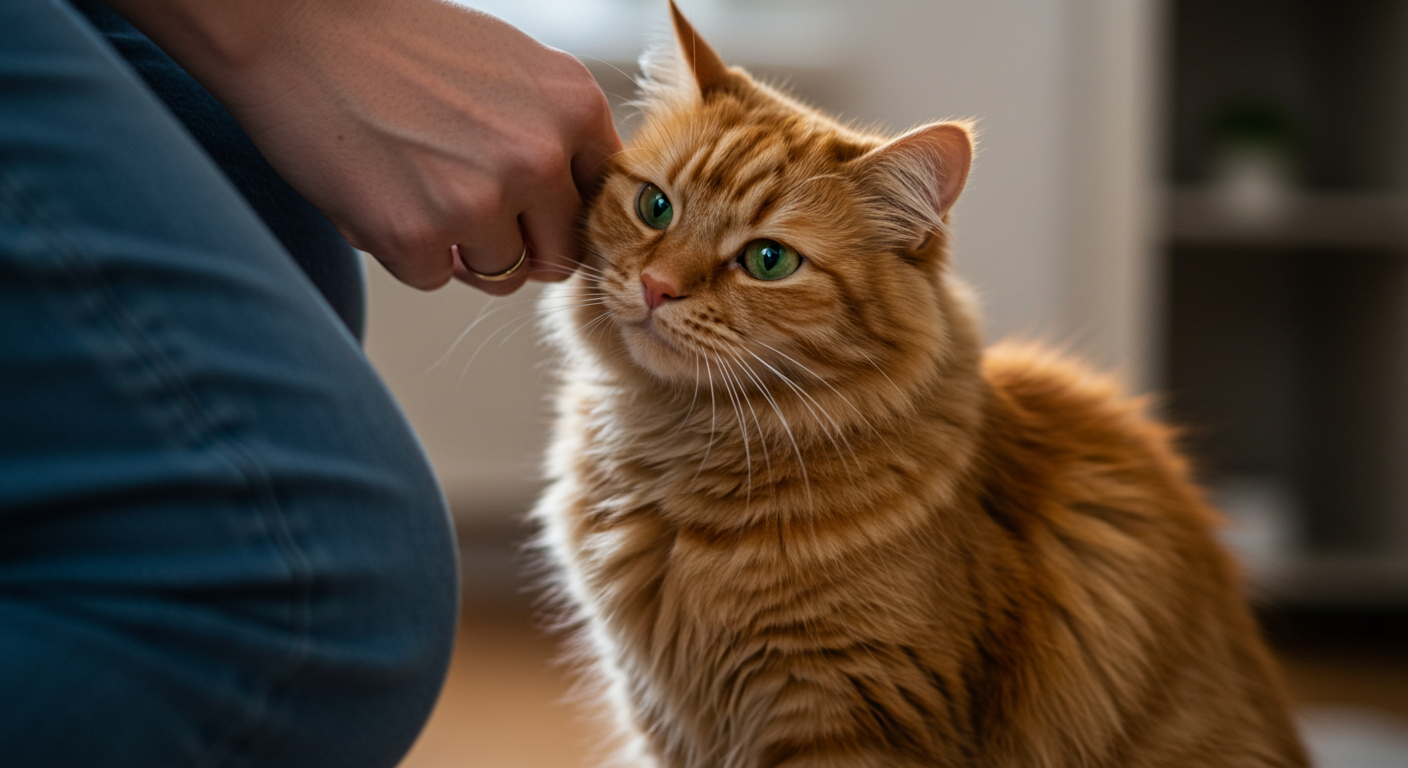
559,2,979,400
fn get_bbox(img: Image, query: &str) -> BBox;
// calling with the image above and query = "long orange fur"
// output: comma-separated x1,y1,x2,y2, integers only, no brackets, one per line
534,5,1309,766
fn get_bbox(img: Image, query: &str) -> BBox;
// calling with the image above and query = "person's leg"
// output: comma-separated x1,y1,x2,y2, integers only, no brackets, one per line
0,1,458,766
65,0,368,340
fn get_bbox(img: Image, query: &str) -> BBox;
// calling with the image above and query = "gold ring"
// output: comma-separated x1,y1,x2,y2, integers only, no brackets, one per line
454,244,528,282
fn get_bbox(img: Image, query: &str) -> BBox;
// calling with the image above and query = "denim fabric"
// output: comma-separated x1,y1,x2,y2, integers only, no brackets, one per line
66,0,367,341
0,1,459,766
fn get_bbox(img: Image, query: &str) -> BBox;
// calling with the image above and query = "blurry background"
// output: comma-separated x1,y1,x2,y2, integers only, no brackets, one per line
367,1,1408,765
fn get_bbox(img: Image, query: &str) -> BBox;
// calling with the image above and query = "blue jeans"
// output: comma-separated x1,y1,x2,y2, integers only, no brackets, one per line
0,1,459,766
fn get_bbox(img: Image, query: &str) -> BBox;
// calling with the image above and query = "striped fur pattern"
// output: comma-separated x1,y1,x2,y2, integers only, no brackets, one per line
533,5,1308,766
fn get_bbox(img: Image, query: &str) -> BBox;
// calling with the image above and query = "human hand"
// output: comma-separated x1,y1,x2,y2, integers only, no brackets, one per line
108,0,622,294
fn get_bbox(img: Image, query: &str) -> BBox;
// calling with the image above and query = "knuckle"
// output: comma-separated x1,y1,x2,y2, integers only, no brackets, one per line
371,251,447,291
363,213,454,291
389,218,444,258
582,86,614,125
519,141,570,186
408,269,452,291
567,87,611,131
545,52,613,130
457,182,506,223
548,48,593,85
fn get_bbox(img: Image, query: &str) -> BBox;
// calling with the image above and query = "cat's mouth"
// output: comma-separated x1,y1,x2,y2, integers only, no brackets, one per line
621,315,700,381
629,315,685,354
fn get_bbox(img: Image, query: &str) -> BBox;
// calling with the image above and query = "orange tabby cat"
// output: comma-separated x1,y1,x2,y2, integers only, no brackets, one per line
534,4,1309,766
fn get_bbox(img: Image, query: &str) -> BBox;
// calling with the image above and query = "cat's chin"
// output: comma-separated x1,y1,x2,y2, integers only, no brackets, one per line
620,321,700,385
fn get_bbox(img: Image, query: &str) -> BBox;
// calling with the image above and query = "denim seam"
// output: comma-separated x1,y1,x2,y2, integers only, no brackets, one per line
0,165,315,768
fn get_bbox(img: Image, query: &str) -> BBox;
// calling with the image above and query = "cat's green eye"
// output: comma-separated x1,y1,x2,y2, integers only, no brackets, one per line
740,239,802,281
636,183,674,229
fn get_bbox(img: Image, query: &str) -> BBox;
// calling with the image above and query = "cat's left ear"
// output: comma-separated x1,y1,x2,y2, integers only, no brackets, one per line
640,2,744,106
857,121,974,249
668,1,734,95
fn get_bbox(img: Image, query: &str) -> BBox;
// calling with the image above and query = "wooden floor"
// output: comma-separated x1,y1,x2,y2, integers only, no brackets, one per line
397,603,599,768
398,598,1408,768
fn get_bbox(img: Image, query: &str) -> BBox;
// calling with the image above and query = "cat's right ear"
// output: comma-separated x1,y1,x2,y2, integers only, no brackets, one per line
857,121,975,251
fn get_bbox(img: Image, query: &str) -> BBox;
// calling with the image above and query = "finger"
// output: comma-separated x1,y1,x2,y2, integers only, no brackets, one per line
452,215,531,296
331,221,368,253
337,213,460,290
373,241,455,291
519,171,584,284
570,109,624,203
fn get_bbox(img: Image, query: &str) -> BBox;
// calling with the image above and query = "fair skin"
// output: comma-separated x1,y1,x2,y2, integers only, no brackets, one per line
105,0,622,295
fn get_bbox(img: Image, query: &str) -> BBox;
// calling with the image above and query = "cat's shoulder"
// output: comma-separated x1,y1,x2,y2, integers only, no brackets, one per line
975,341,1199,511
979,341,1167,445
973,343,1223,570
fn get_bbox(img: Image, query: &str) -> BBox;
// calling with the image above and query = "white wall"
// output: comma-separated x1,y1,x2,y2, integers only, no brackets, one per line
847,2,1074,342
363,272,555,522
364,0,1164,522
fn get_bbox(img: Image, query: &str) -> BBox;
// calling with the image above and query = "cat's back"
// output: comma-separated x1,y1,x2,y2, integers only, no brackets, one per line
977,341,1210,543
965,342,1308,767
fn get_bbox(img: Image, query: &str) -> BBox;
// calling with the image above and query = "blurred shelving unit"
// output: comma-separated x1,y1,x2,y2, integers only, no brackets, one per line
1170,189,1408,250
1165,0,1408,605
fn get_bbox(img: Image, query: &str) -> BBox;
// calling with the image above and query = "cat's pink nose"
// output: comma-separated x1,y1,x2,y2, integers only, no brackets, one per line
641,270,683,311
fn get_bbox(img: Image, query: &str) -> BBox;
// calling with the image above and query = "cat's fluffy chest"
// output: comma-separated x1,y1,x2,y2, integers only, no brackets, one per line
568,493,964,768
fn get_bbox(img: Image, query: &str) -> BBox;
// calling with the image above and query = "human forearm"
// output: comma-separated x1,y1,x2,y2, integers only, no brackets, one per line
103,0,621,292
101,0,319,79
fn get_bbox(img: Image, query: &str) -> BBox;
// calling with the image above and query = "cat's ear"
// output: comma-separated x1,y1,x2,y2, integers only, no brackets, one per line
640,2,739,104
857,121,974,250
669,1,732,94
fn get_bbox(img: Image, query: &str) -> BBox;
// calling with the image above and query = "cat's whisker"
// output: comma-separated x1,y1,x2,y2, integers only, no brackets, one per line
541,310,624,395
430,287,611,393
585,249,618,271
455,298,610,390
439,292,606,382
456,309,542,392
676,349,704,431
728,348,813,513
533,267,603,283
533,299,616,387
702,325,860,485
529,293,610,309
718,345,775,493
750,340,890,452
732,348,840,484
714,352,754,510
537,259,611,280
708,347,753,509
454,297,610,360
690,354,720,488
536,275,608,290
735,346,862,473
568,267,611,284
534,298,612,314
428,295,524,374
576,310,619,351
495,304,560,348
